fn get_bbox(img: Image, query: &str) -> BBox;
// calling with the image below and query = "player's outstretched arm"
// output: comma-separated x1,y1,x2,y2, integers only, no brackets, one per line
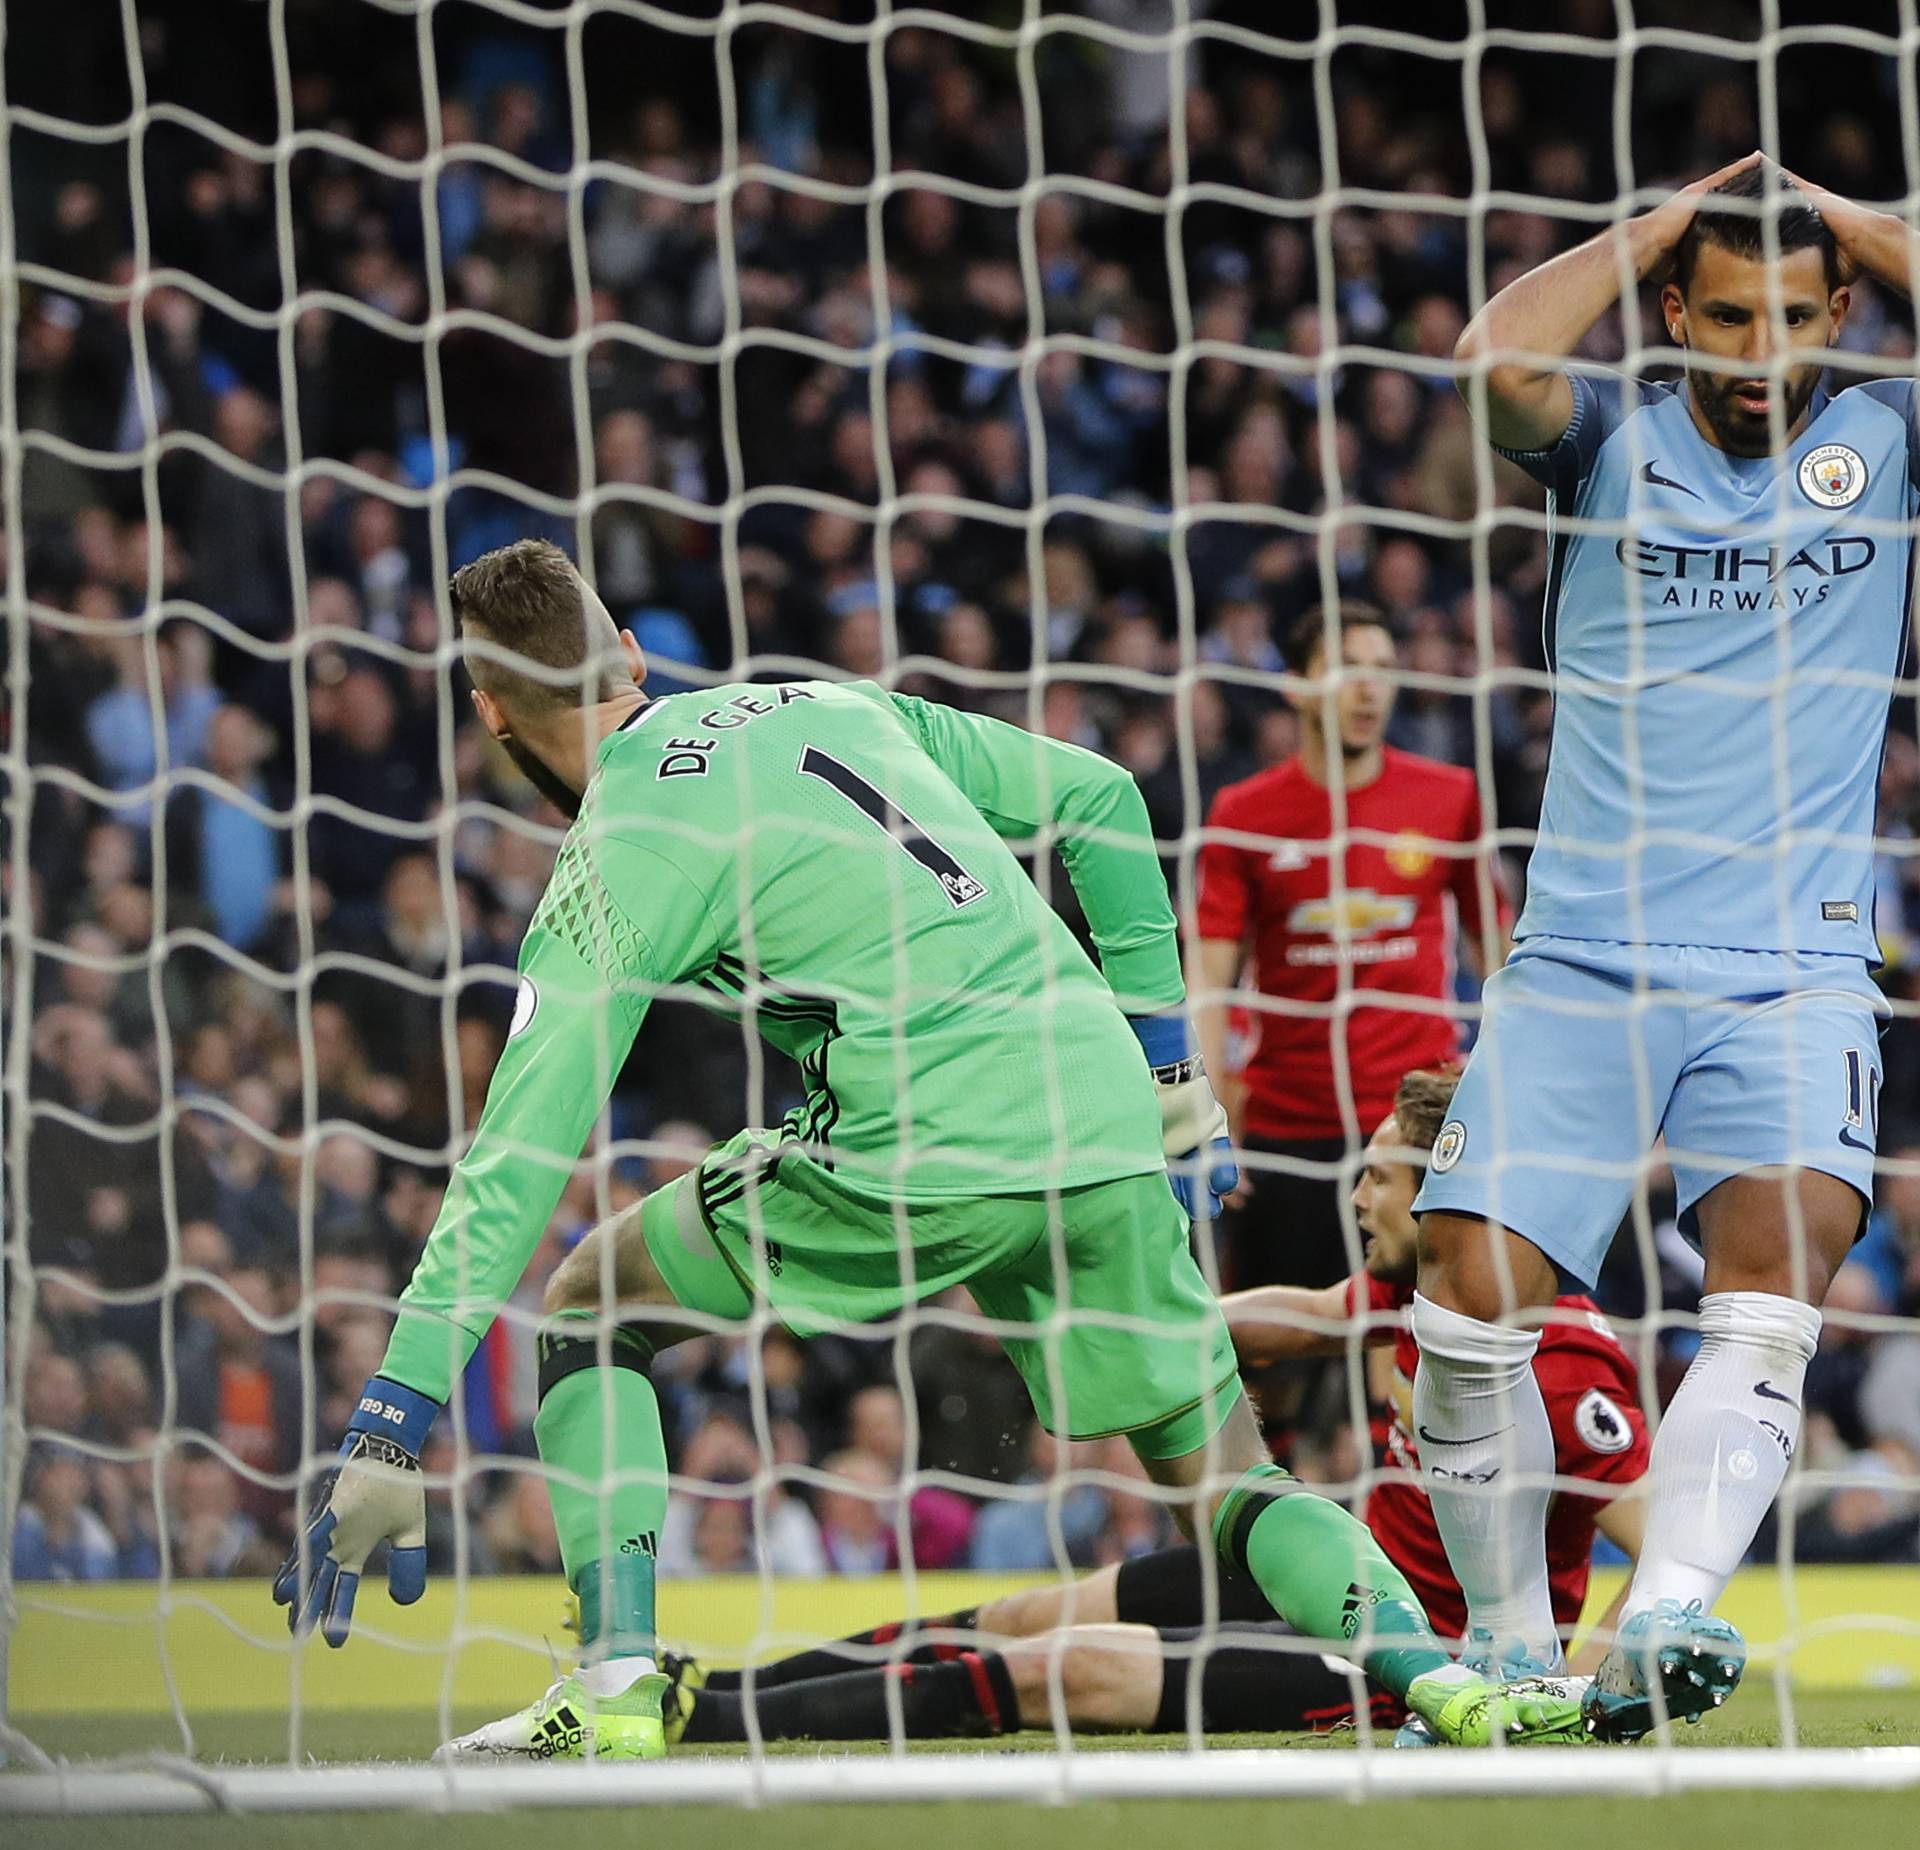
1457,151,1763,452
1223,1282,1385,1366
273,849,692,1644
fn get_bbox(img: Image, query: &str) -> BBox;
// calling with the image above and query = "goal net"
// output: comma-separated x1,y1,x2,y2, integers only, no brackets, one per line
5,0,1920,1815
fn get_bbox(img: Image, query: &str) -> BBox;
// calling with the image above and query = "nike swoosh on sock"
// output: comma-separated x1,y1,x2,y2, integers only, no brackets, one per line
1417,1423,1514,1446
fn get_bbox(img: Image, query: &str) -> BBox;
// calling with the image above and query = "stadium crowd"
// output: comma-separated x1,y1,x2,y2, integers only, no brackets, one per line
8,1,1920,1587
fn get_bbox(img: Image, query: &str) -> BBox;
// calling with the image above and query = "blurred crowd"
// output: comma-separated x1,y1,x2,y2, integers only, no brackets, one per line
8,1,1919,1586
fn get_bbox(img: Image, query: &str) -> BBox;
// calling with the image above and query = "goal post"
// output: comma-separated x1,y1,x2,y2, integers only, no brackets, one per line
5,0,1920,1811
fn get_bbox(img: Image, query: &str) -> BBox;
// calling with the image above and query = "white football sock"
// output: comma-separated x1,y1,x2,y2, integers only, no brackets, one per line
1411,1292,1563,1670
576,1654,657,1698
1622,1290,1820,1622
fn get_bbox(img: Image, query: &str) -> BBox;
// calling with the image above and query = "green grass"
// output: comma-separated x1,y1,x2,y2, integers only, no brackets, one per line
10,1685,1915,1762
8,1793,1920,1850
7,1691,1918,1850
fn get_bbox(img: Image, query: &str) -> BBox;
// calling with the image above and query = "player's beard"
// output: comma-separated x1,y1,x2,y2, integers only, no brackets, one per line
1690,360,1822,457
500,732,583,821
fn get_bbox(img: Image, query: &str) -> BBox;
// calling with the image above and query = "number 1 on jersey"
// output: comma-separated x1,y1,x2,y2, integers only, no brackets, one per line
800,745,988,909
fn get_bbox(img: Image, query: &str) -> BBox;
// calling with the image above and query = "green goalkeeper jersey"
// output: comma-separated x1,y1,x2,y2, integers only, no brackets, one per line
381,678,1186,1401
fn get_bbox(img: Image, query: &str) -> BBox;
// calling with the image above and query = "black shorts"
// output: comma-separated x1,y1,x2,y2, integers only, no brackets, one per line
1222,1135,1361,1289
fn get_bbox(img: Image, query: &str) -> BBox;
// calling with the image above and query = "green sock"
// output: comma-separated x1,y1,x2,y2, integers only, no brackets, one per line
1213,1462,1451,1696
533,1316,667,1662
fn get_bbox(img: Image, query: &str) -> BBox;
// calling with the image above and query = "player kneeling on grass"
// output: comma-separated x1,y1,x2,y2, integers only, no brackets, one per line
273,541,1585,1758
656,1069,1649,1749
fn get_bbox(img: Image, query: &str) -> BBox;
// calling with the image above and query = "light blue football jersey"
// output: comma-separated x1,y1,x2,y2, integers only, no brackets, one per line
1505,371,1919,958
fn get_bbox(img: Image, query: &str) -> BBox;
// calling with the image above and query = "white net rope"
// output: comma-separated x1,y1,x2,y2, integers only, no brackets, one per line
4,0,1920,1809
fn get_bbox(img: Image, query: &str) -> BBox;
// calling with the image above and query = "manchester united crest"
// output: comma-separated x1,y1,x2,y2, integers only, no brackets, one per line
1385,832,1434,879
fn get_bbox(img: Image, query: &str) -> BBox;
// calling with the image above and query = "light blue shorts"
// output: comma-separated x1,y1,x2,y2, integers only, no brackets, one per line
1412,936,1885,1287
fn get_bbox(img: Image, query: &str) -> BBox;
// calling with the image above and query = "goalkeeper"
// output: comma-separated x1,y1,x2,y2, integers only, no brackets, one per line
273,539,1582,1758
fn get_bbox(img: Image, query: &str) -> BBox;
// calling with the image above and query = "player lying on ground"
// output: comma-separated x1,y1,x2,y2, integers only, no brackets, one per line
653,1069,1648,1748
272,541,1586,1757
1423,154,1920,1739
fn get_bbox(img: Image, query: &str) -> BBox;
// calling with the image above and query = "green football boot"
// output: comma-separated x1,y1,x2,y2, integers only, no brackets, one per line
1404,1666,1590,1746
435,1670,670,1762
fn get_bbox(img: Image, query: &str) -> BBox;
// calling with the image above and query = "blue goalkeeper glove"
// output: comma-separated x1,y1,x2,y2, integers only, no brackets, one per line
273,1376,436,1647
1128,1013,1238,1223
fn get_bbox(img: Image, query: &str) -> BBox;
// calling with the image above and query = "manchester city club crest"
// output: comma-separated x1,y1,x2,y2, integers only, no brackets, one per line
1797,442,1868,509
1431,1119,1468,1173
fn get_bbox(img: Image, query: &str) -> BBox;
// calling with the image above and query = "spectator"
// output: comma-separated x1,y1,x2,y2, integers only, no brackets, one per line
168,1452,268,1578
483,1473,567,1576
171,1260,300,1529
845,1384,975,1568
83,624,220,829
815,1450,897,1577
307,668,428,919
24,1351,90,1439
171,703,284,953
13,1446,119,1583
966,1424,1110,1572
657,1412,826,1576
84,1344,156,1447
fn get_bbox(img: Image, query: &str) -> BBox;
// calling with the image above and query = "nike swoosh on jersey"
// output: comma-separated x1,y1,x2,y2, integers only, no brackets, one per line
1838,1126,1874,1152
1416,1422,1513,1447
1638,459,1702,500
1753,1380,1799,1406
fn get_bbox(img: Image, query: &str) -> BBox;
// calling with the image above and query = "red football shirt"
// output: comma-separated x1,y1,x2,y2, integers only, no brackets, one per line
1346,1273,1650,1643
1195,749,1508,1141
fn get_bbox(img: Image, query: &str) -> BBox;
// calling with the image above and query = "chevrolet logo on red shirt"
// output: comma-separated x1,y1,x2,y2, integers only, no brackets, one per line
1286,889,1419,935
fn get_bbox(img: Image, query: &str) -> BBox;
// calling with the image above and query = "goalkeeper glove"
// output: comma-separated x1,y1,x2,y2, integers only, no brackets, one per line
272,1376,435,1647
1129,1013,1237,1223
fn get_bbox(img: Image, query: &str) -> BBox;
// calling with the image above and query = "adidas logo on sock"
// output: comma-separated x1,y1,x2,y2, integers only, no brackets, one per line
1339,1582,1390,1641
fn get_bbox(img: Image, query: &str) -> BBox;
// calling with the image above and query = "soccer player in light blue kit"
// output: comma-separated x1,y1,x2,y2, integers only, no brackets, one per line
1413,155,1920,1740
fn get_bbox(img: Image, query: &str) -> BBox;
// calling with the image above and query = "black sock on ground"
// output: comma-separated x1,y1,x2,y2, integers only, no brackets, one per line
692,1649,1016,1742
1148,1626,1396,1736
699,1610,980,1693
1114,1546,1277,1630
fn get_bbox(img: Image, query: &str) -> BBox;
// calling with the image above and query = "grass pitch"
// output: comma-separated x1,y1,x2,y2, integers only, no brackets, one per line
7,1690,1919,1850
10,1792,1920,1850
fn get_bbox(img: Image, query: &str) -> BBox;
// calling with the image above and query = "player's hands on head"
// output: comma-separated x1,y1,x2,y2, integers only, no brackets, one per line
1776,164,1876,286
1638,150,1766,279
1128,1014,1239,1225
272,1376,437,1648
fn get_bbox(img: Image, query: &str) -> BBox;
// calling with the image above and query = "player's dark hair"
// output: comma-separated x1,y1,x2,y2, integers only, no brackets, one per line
1282,600,1394,677
1391,1067,1459,1158
449,538,611,709
1673,164,1839,295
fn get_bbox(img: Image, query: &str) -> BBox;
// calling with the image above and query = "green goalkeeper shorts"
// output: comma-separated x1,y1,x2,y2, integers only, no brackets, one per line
641,1130,1239,1451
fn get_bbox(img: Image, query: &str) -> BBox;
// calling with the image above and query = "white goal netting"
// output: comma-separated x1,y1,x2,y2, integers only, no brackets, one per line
5,0,1920,1815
